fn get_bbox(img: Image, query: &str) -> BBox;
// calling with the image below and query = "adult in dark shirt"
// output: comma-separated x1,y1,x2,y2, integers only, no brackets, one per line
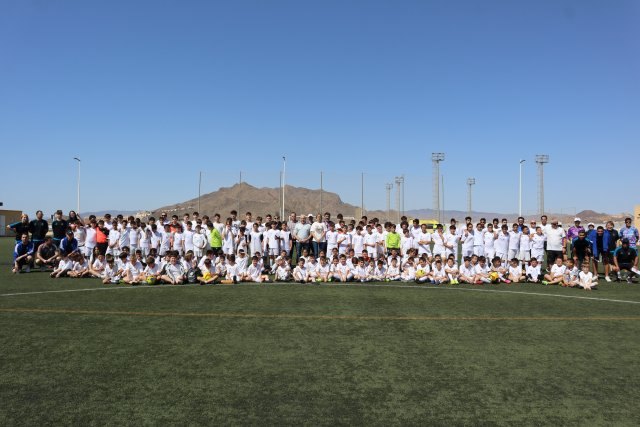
35,237,59,269
51,210,69,246
29,210,49,252
614,239,639,282
7,213,30,242
571,231,593,271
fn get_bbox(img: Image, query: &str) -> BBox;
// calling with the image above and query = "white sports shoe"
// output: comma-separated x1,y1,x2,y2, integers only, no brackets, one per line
631,267,640,275
605,275,612,282
25,266,31,273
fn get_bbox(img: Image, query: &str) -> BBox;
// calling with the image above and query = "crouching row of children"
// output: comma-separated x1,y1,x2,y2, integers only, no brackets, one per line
48,246,597,291
49,249,271,285
286,253,596,291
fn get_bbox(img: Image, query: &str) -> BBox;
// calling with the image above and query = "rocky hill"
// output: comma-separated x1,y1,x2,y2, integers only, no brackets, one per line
152,183,382,219
151,183,629,225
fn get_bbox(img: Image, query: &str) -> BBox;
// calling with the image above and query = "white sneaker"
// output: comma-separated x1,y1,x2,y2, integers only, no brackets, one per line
25,266,31,273
631,267,640,275
605,275,612,282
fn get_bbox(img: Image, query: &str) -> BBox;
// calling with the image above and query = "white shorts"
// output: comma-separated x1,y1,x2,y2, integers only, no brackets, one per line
519,250,531,262
473,246,484,257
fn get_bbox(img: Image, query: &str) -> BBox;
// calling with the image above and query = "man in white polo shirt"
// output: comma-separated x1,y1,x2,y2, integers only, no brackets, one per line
545,219,566,268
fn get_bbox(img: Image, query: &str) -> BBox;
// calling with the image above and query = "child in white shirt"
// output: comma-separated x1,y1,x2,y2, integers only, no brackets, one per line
578,264,597,291
526,259,542,283
385,258,401,281
315,257,331,282
458,257,475,284
543,257,566,285
563,259,580,288
507,258,523,283
430,259,448,284
444,258,459,284
293,258,311,283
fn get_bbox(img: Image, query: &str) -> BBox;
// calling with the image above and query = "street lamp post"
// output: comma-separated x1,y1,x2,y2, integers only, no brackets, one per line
519,159,526,217
73,157,81,214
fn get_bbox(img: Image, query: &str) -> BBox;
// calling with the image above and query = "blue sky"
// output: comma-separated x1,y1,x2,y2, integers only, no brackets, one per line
1,0,638,217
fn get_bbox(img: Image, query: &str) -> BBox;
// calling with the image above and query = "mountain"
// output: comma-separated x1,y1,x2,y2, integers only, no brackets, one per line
152,183,378,219
82,210,140,218
151,183,629,225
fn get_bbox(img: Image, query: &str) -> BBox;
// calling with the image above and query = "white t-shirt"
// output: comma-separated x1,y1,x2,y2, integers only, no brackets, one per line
459,264,475,277
526,264,541,278
508,231,521,251
550,263,566,277
85,227,97,248
417,231,432,255
532,233,546,250
183,230,195,251
546,227,566,251
311,222,326,242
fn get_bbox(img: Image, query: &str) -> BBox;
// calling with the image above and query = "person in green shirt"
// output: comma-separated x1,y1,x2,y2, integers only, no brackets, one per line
208,222,222,254
385,222,401,256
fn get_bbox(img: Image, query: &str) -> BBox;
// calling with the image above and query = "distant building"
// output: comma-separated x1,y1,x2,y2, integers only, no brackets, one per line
0,209,23,237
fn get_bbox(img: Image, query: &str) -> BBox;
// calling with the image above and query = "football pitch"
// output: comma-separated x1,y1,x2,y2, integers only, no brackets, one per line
1,239,639,425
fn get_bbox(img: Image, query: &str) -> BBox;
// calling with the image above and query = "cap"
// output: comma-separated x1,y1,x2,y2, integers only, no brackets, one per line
588,222,595,227
308,214,314,218
574,217,581,222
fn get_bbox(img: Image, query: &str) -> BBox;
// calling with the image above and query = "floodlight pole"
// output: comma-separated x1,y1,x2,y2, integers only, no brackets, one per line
519,159,525,217
282,156,286,220
73,157,81,214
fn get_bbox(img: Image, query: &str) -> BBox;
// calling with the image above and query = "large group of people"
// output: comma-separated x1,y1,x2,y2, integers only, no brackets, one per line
8,209,640,291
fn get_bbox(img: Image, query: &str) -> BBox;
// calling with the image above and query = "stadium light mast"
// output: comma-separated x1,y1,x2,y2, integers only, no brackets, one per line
535,155,549,215
282,156,286,220
519,159,526,217
466,178,475,217
385,183,393,222
73,157,81,214
360,172,365,218
432,153,445,223
198,171,202,213
394,176,404,223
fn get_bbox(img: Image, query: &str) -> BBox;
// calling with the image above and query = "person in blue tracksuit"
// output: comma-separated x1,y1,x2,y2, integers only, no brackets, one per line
13,233,35,273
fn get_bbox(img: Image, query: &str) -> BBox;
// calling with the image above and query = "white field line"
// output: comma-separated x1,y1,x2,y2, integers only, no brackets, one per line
0,282,639,305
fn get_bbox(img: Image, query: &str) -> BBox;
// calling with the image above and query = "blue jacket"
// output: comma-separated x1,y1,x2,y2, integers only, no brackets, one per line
14,241,34,260
59,237,79,256
586,229,610,258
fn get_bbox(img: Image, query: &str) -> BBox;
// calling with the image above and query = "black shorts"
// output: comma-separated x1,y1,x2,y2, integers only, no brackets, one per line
595,252,613,264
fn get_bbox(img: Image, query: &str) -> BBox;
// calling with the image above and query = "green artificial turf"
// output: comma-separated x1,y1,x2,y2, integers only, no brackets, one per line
1,238,639,425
